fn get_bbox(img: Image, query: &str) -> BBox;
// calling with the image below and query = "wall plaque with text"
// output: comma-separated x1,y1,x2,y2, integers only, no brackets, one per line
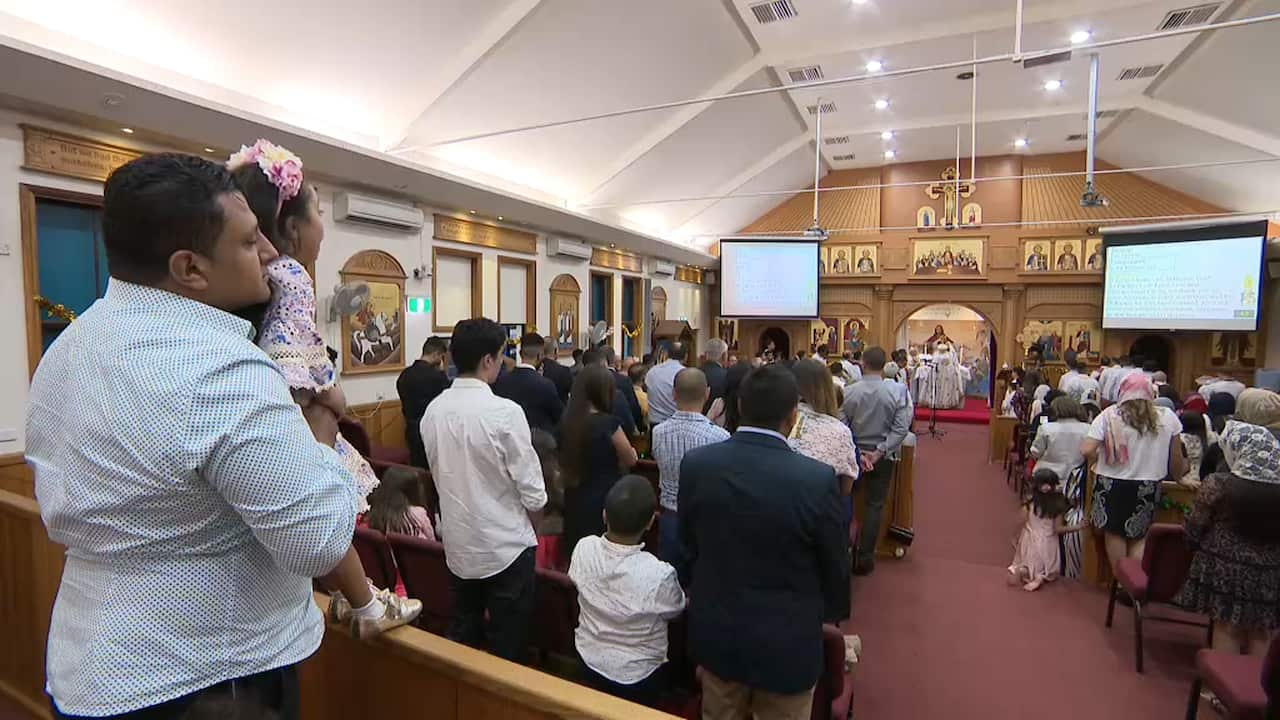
22,125,142,183
433,214,537,255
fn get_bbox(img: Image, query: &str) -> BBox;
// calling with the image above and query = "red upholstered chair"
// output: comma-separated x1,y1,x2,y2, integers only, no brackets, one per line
1105,523,1212,673
1185,632,1280,719
386,532,453,635
531,567,579,661
351,526,397,591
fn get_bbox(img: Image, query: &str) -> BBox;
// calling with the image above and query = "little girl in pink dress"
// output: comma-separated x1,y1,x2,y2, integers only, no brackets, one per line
1009,468,1081,591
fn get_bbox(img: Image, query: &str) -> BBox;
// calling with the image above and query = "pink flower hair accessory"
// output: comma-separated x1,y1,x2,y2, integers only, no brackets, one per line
227,139,304,203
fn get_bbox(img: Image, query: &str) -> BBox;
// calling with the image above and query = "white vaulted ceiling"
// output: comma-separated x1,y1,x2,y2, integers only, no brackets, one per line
0,0,1277,248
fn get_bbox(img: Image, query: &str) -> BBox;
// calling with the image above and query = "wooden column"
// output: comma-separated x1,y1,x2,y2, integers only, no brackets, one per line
873,285,895,350
1001,284,1025,367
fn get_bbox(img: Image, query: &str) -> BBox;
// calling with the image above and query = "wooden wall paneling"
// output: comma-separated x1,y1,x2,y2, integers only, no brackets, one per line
1021,155,1221,228
0,489,64,720
432,214,536,255
589,248,642,273
497,255,537,327
0,454,33,499
432,246,484,333
348,400,407,452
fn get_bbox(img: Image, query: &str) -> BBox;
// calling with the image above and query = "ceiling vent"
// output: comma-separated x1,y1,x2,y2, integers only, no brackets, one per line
806,101,838,116
824,135,850,145
1116,64,1164,80
787,65,824,83
831,153,857,162
749,0,798,24
1158,3,1220,30
1065,133,1087,142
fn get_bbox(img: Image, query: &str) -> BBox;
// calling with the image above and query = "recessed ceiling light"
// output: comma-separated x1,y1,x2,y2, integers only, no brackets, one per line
497,216,504,221
469,210,477,214
851,0,868,4
1070,30,1092,44
865,60,883,73
1044,79,1063,91
874,99,889,110
883,150,896,159
1014,138,1029,148
203,147,215,153
121,127,134,134
880,130,894,140
609,243,617,248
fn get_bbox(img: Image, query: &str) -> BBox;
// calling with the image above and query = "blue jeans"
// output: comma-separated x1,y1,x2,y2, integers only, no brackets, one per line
658,510,687,580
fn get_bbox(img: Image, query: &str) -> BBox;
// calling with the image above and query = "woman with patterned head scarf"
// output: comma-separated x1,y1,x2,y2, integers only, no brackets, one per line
1177,421,1280,656
1082,373,1187,575
1234,388,1280,439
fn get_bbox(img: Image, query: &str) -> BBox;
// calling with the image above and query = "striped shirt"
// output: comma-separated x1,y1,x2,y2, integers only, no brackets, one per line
652,411,730,511
26,280,358,715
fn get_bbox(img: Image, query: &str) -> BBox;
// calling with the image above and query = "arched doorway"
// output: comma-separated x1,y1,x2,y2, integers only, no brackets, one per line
759,327,791,361
895,303,996,404
1129,335,1173,374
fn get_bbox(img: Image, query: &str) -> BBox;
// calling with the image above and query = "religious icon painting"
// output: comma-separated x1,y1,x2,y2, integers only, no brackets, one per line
960,202,982,227
1017,320,1065,364
910,237,985,278
830,246,854,275
1062,320,1102,360
853,244,879,275
843,317,870,354
717,318,738,351
1052,239,1083,272
339,250,407,376
916,206,938,231
1085,238,1104,271
822,317,840,355
818,246,830,276
1022,240,1050,272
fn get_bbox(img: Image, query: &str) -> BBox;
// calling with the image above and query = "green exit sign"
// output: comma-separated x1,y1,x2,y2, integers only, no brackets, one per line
408,297,430,314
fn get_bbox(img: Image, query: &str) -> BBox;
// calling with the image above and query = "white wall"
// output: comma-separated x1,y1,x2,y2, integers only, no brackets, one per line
0,109,713,451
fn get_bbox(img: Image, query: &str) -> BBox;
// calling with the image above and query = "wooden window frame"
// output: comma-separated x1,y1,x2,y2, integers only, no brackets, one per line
431,246,483,332
496,255,537,327
20,184,104,378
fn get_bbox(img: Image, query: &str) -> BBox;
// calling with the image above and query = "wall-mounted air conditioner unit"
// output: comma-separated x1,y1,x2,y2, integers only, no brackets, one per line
652,260,676,276
547,236,592,261
333,192,425,232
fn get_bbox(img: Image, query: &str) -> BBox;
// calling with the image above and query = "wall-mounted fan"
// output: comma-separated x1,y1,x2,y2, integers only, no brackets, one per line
327,282,370,322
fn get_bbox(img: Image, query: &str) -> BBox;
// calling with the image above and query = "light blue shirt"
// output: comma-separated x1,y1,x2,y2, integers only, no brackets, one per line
645,359,686,425
26,280,358,716
652,411,730,511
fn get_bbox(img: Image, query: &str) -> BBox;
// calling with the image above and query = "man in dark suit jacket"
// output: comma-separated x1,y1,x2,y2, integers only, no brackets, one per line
539,335,573,405
699,337,729,413
678,364,847,717
602,345,644,430
397,337,451,469
494,333,564,434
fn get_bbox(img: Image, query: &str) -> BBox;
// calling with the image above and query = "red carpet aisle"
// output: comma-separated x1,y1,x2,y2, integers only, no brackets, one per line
846,423,1207,719
913,396,989,425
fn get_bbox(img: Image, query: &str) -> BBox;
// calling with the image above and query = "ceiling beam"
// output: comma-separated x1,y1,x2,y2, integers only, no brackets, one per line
379,0,545,151
1136,96,1280,157
815,98,1145,148
576,56,768,205
672,132,814,235
763,0,1157,69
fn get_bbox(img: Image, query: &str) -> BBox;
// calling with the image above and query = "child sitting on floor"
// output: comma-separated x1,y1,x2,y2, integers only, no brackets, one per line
1008,468,1082,591
569,475,686,707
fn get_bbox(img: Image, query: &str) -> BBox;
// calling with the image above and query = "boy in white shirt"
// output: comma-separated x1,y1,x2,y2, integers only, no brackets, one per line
570,475,687,707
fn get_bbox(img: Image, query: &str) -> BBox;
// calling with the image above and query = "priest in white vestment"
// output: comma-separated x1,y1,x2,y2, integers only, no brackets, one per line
913,343,970,409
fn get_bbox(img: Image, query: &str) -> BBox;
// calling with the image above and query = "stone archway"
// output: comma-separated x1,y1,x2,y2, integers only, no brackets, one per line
894,302,996,402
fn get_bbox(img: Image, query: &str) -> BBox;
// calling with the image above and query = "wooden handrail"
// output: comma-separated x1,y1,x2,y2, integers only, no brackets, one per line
0,488,40,520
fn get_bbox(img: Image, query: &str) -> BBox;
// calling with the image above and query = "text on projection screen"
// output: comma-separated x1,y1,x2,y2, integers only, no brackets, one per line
1103,236,1261,331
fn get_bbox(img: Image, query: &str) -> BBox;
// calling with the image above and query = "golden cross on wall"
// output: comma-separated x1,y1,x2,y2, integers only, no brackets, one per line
925,166,975,228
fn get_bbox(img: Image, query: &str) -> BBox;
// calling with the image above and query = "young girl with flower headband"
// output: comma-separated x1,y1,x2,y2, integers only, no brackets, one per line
229,139,421,637
1008,468,1082,591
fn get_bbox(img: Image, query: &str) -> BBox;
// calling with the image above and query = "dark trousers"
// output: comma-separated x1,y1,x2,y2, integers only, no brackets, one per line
53,664,298,720
856,456,895,566
658,510,686,573
448,546,537,663
580,660,667,708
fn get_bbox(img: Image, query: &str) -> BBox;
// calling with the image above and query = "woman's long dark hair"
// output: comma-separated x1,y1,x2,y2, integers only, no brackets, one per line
365,466,427,536
1207,392,1236,435
560,366,615,489
1029,469,1070,519
723,361,754,432
230,166,315,336
1219,474,1280,544
1181,411,1208,447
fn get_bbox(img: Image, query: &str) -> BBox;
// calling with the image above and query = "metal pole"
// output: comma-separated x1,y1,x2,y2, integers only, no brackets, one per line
387,11,1280,152
971,36,978,184
813,99,823,229
1013,0,1024,59
1082,53,1103,206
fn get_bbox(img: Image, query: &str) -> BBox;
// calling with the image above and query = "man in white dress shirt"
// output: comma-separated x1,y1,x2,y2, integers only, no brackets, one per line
422,317,547,662
1059,352,1100,407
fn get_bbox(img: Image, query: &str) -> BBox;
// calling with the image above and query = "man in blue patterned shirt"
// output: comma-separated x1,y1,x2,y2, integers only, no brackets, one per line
26,154,374,719
651,368,729,580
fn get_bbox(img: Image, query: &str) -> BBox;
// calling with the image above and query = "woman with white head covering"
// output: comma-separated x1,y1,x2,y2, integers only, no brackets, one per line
1177,421,1280,656
1082,373,1187,574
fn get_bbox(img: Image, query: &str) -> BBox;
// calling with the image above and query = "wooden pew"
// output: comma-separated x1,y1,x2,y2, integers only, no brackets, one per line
1079,469,1195,590
0,489,675,720
853,445,916,559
